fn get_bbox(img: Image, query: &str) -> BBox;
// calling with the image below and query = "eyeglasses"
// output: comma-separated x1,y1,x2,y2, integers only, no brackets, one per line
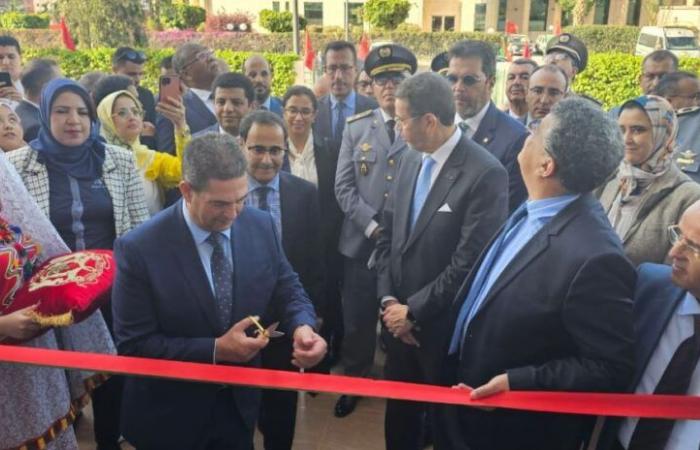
529,86,565,98
181,50,214,71
284,107,314,118
544,52,574,64
112,107,144,119
247,145,286,157
395,114,422,129
445,73,484,86
325,64,355,75
373,73,407,87
117,50,146,64
668,225,700,257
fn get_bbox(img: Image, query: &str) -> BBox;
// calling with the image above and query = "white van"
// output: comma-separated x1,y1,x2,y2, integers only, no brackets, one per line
635,26,700,58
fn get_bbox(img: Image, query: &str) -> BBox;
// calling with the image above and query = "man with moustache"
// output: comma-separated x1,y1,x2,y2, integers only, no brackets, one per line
525,64,568,128
503,58,537,125
447,40,528,211
334,44,416,418
244,55,283,116
193,73,254,140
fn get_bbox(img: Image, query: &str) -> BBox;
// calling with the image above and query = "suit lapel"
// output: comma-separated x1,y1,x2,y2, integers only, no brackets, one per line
172,203,221,332
279,173,292,255
396,152,421,253
471,103,497,148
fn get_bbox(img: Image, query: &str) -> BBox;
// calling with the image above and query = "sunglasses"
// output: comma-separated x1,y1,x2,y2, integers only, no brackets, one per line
445,73,484,86
182,50,214,71
117,50,146,64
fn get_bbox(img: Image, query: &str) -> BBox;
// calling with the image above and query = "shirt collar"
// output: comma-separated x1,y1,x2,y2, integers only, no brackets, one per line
379,108,394,123
331,90,356,108
455,101,491,130
182,201,231,245
678,292,700,316
425,127,461,166
261,96,271,110
190,87,212,103
247,172,280,192
525,194,580,222
288,134,314,160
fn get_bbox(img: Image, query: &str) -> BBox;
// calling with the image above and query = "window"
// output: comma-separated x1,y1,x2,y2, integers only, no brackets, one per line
474,4,486,31
304,2,323,26
432,16,443,32
497,0,507,31
432,16,455,32
626,0,641,25
593,0,610,24
348,2,363,26
272,1,279,12
528,0,548,31
444,16,455,31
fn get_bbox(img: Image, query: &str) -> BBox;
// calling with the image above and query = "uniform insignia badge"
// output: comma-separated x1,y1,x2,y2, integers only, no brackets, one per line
379,47,392,58
360,162,369,176
560,35,570,43
482,137,489,144
360,143,372,152
677,150,699,173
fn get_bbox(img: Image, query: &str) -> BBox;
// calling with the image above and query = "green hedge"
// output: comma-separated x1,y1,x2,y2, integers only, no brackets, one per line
564,25,640,54
0,12,50,29
21,48,298,97
574,53,700,109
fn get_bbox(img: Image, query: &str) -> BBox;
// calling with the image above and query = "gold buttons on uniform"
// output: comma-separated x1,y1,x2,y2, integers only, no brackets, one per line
386,175,393,181
384,193,389,198
388,159,395,166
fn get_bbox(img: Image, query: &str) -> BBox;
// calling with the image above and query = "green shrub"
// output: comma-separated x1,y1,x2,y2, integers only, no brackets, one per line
573,52,700,109
0,12,50,29
21,48,298,97
259,9,306,33
160,3,206,30
563,25,640,54
363,0,411,30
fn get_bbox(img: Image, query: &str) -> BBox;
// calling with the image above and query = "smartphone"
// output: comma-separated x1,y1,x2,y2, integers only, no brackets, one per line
159,75,181,102
0,72,12,88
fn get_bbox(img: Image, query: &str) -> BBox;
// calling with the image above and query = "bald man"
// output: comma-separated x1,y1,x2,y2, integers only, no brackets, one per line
244,54,283,116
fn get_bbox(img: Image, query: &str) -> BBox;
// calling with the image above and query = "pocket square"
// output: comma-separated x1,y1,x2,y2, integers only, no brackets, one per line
438,203,452,213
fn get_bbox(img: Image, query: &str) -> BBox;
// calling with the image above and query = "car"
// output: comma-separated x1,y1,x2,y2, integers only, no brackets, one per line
534,34,555,55
507,34,535,56
635,26,700,58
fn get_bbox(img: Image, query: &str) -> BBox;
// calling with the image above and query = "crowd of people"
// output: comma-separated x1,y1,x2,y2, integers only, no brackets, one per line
0,30,699,450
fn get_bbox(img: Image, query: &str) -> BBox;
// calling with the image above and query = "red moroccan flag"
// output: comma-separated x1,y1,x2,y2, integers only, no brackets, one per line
554,22,562,36
60,17,76,51
505,20,518,35
358,33,370,61
523,39,531,58
303,30,315,70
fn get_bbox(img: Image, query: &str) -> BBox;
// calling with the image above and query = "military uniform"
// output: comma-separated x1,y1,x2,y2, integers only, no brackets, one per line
676,106,700,183
431,51,449,76
333,44,417,417
546,33,602,106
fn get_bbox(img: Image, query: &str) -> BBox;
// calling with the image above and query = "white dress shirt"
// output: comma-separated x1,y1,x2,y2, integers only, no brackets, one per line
288,133,318,186
618,292,700,449
454,101,490,139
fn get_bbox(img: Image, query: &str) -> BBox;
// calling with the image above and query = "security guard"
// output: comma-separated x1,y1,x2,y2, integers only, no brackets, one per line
545,33,602,106
333,43,417,418
431,51,449,76
676,106,700,183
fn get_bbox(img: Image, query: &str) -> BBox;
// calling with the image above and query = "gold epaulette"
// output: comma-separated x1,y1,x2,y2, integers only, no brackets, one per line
346,109,373,124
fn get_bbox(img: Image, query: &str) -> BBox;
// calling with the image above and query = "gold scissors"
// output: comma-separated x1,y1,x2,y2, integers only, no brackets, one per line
249,315,285,338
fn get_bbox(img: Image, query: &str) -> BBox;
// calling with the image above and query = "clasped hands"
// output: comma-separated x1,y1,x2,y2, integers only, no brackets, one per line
381,299,419,347
214,316,327,369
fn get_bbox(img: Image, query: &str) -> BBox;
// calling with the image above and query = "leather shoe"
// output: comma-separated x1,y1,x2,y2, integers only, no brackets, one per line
334,395,359,417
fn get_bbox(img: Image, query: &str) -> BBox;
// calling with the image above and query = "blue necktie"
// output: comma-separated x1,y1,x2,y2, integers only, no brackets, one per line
206,232,233,331
448,204,528,354
410,156,436,230
257,186,271,211
334,101,346,141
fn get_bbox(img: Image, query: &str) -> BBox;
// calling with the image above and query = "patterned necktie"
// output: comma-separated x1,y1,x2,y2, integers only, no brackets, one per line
628,315,700,450
257,186,271,211
458,121,469,136
334,101,346,141
410,156,436,230
206,232,233,331
386,119,396,144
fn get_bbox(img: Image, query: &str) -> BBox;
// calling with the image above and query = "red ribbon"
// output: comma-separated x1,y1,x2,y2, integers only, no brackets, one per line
1,345,699,419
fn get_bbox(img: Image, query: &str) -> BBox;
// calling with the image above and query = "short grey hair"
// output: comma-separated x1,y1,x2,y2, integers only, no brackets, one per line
183,134,247,191
395,72,455,126
544,97,623,193
173,43,207,74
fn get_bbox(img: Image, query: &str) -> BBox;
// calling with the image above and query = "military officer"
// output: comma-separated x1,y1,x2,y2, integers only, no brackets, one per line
334,43,417,418
676,107,700,183
431,51,449,76
545,33,602,106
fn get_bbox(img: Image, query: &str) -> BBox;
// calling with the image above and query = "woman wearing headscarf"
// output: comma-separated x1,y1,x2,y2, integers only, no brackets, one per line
598,95,700,266
97,89,189,214
7,77,148,450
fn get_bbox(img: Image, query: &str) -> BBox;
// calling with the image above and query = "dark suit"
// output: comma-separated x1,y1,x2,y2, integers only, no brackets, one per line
155,89,217,154
313,92,377,155
470,102,529,212
376,133,509,450
15,100,39,143
112,202,316,450
192,123,220,138
137,85,157,149
436,194,636,450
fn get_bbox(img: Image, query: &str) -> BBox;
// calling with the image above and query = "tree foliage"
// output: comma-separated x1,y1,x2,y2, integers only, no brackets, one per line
362,0,411,30
53,0,147,48
0,12,50,29
258,9,306,33
160,1,206,30
557,0,597,25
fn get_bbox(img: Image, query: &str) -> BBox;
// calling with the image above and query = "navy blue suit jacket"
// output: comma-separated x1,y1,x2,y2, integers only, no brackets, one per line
112,201,316,449
471,102,528,212
313,92,377,155
267,96,283,116
155,89,217,154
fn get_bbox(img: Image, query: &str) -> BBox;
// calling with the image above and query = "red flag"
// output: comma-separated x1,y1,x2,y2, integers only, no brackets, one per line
505,20,518,35
303,30,315,71
60,17,76,51
523,39,531,58
554,22,562,36
358,33,370,61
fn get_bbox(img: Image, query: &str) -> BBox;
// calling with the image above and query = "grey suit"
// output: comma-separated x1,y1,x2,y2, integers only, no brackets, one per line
676,107,700,183
334,107,406,377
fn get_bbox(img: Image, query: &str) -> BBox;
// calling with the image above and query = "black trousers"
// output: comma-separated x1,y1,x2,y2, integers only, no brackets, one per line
93,303,122,446
258,338,298,450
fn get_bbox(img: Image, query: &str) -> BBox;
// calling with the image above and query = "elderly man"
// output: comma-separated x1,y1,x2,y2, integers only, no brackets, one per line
193,72,254,139
333,43,416,418
447,40,528,211
612,200,700,449
244,54,283,115
503,58,537,124
656,71,700,184
436,97,636,450
525,64,568,128
377,72,508,450
112,134,326,450
156,43,219,153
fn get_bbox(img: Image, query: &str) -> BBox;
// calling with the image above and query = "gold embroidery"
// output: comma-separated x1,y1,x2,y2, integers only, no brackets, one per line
29,253,111,291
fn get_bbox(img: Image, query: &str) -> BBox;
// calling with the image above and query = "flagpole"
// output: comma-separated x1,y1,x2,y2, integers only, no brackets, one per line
292,0,300,55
